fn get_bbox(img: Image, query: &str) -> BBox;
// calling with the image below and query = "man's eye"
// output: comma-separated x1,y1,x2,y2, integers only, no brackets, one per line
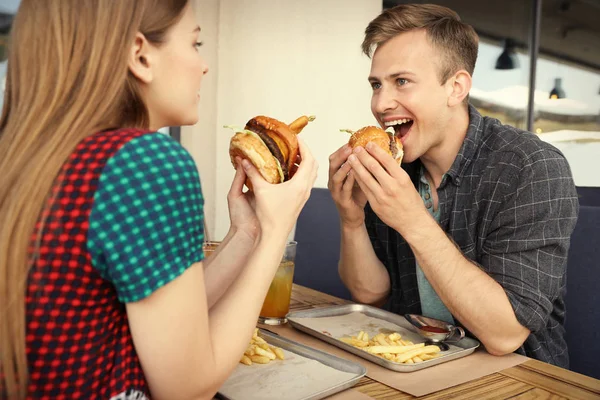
397,78,408,86
370,82,381,90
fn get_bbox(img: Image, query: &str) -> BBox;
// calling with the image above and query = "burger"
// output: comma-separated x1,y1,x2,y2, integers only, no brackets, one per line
345,126,403,164
227,115,314,187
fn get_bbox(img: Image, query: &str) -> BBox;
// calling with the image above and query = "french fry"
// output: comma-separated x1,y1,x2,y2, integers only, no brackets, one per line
377,336,390,346
250,355,270,364
273,347,285,360
254,336,268,344
339,331,442,364
240,329,285,366
420,353,440,361
258,342,270,351
254,346,276,360
340,337,370,347
395,346,441,363
240,355,252,365
367,343,424,354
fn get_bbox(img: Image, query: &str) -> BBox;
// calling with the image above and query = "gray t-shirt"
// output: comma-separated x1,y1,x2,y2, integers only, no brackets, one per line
415,167,455,324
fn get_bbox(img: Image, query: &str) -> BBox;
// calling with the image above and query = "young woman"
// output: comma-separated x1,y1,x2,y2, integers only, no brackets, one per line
0,1,318,399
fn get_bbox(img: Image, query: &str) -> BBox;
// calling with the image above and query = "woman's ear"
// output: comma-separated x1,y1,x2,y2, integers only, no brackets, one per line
446,70,472,107
128,32,154,84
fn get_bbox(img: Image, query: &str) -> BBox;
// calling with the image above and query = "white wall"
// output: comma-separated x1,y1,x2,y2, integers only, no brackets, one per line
184,0,382,240
182,0,220,241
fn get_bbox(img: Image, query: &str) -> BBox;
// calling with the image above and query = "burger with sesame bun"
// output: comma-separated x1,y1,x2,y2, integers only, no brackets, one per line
227,115,315,188
343,125,403,164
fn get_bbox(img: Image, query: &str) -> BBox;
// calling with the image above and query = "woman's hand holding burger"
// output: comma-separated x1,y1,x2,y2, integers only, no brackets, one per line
243,138,318,239
226,115,318,240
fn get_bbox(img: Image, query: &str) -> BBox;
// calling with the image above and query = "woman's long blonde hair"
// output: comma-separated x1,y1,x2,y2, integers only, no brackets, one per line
0,0,188,397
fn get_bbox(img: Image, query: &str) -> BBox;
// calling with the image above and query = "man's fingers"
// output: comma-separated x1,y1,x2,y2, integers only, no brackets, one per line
329,161,352,189
347,151,384,198
365,142,402,178
328,144,352,178
352,147,393,188
342,170,356,195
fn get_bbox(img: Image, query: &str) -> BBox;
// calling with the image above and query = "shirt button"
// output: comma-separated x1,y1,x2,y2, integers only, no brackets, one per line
425,193,431,200
426,201,432,209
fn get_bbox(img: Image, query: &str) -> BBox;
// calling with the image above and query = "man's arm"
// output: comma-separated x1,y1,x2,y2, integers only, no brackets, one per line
338,222,390,305
404,218,530,355
348,143,578,355
328,144,390,304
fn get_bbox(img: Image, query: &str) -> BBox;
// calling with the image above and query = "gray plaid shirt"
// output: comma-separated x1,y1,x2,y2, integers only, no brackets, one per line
365,105,579,367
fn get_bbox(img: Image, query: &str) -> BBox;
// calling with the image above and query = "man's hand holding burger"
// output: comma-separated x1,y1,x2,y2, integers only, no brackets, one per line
328,144,368,229
328,126,404,230
347,140,431,241
328,125,406,305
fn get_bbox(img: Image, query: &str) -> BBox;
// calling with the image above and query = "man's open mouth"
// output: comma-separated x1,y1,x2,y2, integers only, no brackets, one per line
384,118,414,141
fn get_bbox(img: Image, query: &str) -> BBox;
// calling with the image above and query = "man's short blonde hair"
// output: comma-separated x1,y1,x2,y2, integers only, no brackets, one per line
363,4,479,84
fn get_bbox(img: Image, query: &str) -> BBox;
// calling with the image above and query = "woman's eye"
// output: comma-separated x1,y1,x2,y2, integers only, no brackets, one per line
397,78,408,86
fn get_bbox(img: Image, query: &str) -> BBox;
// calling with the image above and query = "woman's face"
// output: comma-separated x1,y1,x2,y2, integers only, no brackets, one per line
135,3,209,130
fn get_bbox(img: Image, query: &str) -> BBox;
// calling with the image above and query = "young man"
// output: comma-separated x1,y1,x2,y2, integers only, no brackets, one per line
328,4,578,367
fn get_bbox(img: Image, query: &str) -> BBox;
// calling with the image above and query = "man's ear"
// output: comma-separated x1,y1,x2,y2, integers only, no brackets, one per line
128,32,154,84
446,70,472,107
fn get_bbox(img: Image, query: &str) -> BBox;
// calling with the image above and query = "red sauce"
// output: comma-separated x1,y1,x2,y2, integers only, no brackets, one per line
420,325,449,334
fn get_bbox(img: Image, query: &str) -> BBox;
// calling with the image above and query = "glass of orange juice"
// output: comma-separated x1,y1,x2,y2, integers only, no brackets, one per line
259,241,297,325
202,241,221,259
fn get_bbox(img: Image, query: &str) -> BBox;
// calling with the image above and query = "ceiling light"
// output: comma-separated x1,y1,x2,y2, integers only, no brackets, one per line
495,39,519,70
549,78,566,99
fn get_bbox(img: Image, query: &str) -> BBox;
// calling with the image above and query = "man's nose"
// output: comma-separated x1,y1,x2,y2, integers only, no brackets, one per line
373,86,398,114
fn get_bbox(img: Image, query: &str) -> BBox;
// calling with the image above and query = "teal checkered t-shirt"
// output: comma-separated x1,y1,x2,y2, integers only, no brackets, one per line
88,133,205,303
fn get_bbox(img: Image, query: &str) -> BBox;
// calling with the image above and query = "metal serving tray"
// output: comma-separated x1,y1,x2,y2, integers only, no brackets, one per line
216,328,366,400
287,304,480,372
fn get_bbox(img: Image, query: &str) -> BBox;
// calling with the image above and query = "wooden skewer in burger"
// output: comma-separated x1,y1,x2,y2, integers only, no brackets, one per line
226,115,315,189
341,126,404,164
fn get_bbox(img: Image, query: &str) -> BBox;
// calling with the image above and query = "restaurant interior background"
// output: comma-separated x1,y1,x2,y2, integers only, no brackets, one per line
1,0,598,241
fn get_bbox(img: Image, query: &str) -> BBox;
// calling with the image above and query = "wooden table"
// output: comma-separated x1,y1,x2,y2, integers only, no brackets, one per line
288,284,600,400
